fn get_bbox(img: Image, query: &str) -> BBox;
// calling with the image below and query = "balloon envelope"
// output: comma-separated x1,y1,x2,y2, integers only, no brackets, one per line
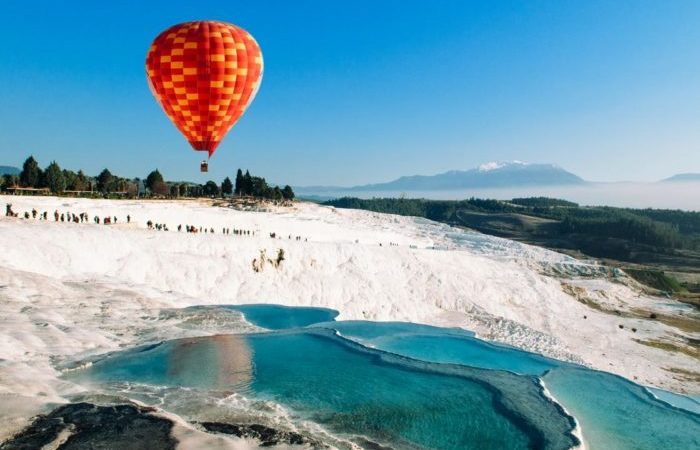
146,21,263,157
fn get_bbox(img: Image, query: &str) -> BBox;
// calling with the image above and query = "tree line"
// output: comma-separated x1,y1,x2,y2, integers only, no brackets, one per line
324,196,700,251
0,156,137,196
1,156,294,201
234,169,295,200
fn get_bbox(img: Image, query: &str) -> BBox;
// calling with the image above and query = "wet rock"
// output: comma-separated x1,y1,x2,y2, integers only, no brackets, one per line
1,402,177,450
199,421,316,447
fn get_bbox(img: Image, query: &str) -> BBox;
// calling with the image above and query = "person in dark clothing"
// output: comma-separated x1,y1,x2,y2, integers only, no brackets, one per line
127,215,131,223
60,214,65,222
32,209,37,219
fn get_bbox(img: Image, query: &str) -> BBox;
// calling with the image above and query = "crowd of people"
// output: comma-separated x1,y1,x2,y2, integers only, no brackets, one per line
4,202,312,242
5,203,131,225
5,203,408,247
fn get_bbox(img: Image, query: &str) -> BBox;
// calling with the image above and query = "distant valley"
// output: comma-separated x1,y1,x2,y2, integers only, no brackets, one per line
294,161,700,210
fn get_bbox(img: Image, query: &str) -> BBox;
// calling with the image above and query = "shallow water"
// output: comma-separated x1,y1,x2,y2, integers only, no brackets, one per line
226,304,338,330
67,304,699,450
544,368,700,450
322,320,700,450
647,387,700,415
324,320,560,375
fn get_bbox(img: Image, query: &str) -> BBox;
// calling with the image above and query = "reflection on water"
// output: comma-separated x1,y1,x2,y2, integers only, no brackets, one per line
168,335,253,389
73,335,255,395
70,329,578,450
67,304,700,450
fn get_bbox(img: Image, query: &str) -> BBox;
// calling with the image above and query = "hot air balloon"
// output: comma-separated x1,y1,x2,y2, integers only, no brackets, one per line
146,21,263,172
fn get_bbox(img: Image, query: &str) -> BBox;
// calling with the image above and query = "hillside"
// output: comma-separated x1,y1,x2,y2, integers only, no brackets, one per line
662,173,700,182
0,194,698,405
0,166,20,176
325,196,700,296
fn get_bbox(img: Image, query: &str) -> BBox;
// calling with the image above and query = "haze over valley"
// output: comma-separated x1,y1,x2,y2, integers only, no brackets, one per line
293,161,700,210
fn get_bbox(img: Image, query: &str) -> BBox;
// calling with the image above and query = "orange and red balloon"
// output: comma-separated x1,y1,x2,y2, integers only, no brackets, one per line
146,21,263,157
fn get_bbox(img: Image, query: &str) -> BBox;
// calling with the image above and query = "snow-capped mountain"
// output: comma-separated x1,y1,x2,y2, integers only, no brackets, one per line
337,161,586,191
478,160,528,172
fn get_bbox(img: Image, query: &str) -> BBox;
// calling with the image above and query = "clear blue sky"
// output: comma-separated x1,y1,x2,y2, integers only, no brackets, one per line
1,0,699,185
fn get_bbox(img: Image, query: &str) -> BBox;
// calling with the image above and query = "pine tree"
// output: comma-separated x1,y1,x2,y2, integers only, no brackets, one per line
75,170,88,191
44,161,66,193
96,169,114,193
204,180,220,197
145,169,164,192
235,169,243,195
221,176,233,197
251,176,269,197
282,185,295,200
20,156,42,188
62,169,77,190
243,170,252,196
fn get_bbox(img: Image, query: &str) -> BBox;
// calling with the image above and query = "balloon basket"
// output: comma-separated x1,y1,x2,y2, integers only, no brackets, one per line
200,161,209,172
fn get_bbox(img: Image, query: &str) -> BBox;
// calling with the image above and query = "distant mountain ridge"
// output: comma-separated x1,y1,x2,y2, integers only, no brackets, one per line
296,161,586,193
0,166,20,176
661,173,700,182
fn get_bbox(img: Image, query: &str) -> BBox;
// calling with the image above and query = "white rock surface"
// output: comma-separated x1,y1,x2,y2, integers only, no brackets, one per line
0,195,696,441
